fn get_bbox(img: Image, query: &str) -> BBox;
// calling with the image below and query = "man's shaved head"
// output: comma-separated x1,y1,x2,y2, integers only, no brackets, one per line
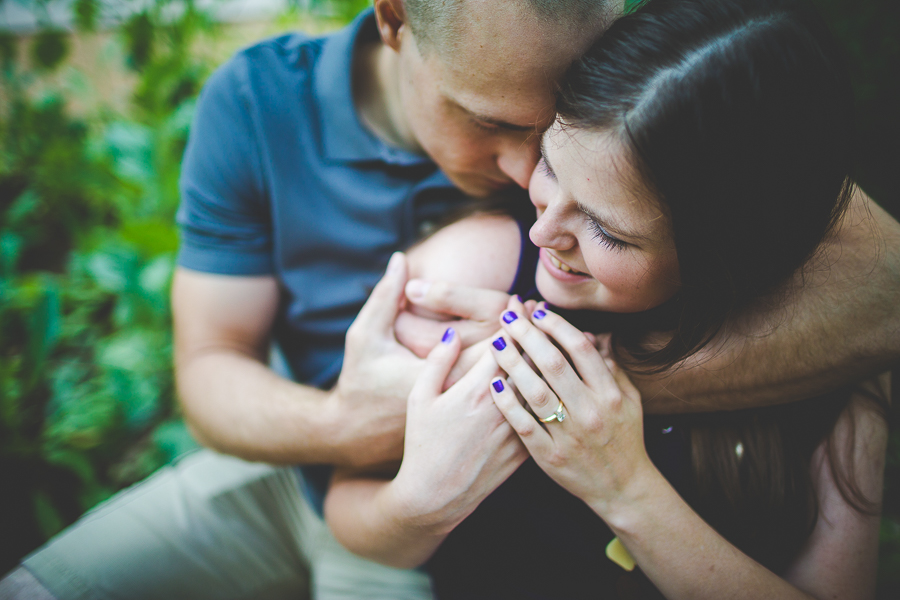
405,0,621,56
370,0,623,196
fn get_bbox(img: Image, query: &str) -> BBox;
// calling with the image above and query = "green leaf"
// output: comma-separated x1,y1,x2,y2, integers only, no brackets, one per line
0,232,23,275
31,30,70,71
138,253,175,296
44,383,117,450
117,373,161,429
120,221,178,257
74,0,99,32
123,12,154,71
97,330,158,373
6,189,43,227
86,251,130,292
152,419,198,462
0,31,16,66
26,283,62,378
104,121,154,184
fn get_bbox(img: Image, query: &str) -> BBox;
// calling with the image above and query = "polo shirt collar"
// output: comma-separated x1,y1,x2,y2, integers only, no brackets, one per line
315,8,430,166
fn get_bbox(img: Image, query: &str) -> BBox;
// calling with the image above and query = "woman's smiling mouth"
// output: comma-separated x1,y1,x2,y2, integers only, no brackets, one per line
541,249,591,279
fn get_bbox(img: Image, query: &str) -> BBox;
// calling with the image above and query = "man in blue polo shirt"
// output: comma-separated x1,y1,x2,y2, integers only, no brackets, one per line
6,0,900,599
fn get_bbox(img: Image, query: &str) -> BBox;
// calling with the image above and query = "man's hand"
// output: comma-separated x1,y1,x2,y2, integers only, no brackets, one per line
394,280,511,356
325,253,430,467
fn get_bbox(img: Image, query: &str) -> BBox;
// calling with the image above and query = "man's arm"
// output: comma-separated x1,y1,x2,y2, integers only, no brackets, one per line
638,189,900,413
172,254,422,467
402,190,900,413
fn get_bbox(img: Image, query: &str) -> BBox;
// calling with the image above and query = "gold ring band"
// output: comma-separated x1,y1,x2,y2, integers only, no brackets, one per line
538,401,566,423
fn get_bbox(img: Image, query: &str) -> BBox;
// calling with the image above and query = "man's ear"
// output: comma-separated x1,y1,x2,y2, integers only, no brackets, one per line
374,0,407,51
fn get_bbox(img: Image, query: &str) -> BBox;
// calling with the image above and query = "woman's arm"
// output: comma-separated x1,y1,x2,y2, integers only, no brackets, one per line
323,213,526,567
325,341,526,568
487,297,886,599
324,345,527,568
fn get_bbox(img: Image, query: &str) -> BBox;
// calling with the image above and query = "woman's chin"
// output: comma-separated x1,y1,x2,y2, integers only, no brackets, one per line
535,267,670,314
535,270,605,312
538,291,592,311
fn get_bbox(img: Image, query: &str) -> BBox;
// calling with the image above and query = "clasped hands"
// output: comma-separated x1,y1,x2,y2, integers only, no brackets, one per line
332,252,655,525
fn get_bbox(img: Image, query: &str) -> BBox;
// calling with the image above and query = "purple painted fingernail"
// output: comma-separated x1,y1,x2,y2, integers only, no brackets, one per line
492,379,505,393
514,294,522,302
532,309,546,320
502,311,518,324
441,327,455,343
492,336,507,351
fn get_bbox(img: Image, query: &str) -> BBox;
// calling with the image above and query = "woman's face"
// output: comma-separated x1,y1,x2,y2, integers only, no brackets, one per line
528,123,680,313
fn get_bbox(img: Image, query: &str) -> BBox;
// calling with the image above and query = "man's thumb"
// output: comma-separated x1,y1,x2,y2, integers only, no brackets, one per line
349,252,408,338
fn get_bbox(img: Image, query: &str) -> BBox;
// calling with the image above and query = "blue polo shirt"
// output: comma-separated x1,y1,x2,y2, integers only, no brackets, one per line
177,9,464,390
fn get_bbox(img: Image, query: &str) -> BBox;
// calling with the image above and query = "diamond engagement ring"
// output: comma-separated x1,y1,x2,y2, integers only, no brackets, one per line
538,401,566,423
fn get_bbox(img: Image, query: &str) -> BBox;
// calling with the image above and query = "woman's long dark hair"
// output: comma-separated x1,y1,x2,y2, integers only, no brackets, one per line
556,0,883,575
557,0,855,373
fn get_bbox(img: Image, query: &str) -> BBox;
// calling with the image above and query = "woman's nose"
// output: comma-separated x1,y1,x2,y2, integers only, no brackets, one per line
529,204,574,251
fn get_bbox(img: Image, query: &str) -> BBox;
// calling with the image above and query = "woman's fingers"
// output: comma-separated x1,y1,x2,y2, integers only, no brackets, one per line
494,300,586,413
408,327,461,403
489,376,553,456
489,330,562,421
405,280,510,347
528,303,616,392
604,353,642,401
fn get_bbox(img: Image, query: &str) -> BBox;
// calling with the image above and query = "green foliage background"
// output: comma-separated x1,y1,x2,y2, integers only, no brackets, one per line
0,0,898,595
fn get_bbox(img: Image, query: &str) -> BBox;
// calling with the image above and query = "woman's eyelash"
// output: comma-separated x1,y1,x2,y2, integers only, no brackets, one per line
587,218,626,251
538,156,556,179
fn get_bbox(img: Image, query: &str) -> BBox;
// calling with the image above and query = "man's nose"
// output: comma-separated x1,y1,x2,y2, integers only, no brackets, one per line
497,138,540,189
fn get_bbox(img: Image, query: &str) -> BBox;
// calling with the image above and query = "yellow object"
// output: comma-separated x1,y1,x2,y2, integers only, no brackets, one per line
606,537,636,571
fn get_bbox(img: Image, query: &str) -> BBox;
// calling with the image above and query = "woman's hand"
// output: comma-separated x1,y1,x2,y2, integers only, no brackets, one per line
325,325,528,569
485,298,881,600
487,297,658,518
391,325,529,532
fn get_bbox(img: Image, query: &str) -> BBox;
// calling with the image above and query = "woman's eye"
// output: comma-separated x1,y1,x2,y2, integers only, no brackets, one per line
587,218,626,252
537,156,556,180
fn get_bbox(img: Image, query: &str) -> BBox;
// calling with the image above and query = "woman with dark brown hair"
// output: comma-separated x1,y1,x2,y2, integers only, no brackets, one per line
324,0,888,597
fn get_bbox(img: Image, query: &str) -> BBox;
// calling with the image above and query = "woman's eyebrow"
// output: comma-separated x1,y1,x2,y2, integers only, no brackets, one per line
542,135,653,243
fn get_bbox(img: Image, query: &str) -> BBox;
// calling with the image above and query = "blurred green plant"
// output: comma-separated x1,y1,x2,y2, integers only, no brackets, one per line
0,0,209,571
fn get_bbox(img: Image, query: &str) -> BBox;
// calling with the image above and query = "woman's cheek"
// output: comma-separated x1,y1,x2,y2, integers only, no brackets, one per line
589,253,659,312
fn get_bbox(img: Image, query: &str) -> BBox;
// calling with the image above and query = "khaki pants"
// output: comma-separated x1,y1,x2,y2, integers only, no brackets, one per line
23,450,434,600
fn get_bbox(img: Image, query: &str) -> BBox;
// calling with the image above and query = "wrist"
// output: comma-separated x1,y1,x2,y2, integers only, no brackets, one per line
386,465,469,536
315,388,357,464
320,387,407,468
588,458,669,533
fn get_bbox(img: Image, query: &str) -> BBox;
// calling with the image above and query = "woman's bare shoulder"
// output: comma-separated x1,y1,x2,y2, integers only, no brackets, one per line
783,375,889,600
408,212,522,292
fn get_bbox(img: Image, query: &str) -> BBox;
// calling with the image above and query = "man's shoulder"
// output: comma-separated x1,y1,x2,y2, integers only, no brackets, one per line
235,31,323,68
212,31,324,90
